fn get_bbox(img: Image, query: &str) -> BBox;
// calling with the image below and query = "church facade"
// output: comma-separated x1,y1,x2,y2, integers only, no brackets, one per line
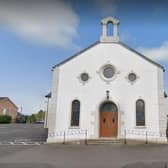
46,17,167,143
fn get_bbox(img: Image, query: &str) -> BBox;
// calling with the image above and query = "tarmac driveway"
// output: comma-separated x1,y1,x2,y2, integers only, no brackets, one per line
0,144,168,168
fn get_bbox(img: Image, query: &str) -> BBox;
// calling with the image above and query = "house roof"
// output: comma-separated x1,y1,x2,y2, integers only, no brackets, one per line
53,41,165,72
0,97,6,101
0,97,18,109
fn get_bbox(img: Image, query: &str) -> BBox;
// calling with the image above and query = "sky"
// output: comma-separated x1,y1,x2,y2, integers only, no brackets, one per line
0,0,168,115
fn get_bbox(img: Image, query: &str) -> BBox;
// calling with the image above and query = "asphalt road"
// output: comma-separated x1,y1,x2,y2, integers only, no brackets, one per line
0,144,168,168
0,124,48,142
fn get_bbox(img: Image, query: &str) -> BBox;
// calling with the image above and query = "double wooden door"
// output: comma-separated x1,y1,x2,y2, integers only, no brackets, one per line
100,111,118,137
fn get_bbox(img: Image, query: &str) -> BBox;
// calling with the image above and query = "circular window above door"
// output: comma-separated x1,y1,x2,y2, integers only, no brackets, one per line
103,65,115,79
97,63,119,84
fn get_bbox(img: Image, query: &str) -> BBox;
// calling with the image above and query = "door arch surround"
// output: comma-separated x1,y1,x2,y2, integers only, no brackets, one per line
99,101,118,137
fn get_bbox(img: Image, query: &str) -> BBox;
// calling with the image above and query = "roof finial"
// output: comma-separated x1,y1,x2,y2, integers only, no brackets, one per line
100,16,120,43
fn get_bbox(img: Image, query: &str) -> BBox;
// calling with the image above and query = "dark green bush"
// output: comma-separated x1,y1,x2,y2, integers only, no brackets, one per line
0,115,12,124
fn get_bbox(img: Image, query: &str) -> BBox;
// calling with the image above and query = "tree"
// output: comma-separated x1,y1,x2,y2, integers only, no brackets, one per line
27,114,36,123
26,110,45,123
36,110,45,121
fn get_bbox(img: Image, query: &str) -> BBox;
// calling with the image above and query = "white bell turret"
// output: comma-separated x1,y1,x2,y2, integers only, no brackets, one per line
100,16,120,43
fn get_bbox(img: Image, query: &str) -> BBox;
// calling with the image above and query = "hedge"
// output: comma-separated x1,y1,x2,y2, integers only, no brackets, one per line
0,115,12,124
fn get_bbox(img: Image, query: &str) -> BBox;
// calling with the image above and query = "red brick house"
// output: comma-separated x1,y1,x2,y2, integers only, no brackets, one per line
0,97,18,122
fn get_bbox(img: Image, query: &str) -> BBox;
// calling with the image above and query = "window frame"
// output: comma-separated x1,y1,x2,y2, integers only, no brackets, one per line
103,65,115,79
97,62,120,84
70,100,81,128
128,73,137,82
126,71,139,85
135,99,146,127
78,71,90,85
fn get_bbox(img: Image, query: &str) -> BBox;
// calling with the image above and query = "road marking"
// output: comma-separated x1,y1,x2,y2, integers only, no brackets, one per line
0,141,44,146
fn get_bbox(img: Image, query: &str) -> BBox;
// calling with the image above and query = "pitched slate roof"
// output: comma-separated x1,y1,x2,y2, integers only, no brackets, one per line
53,41,165,72
0,97,6,101
0,97,18,109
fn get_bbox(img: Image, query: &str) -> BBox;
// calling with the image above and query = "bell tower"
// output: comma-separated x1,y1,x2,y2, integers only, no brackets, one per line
100,16,120,43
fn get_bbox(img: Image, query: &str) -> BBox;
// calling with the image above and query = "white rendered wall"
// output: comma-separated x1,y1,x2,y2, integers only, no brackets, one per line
47,67,59,134
47,42,166,142
157,68,167,134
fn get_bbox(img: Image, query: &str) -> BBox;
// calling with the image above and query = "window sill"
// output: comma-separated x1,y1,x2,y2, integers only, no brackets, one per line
134,126,146,129
68,126,80,129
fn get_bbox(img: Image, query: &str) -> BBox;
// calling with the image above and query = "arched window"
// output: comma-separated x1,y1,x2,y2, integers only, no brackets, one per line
136,99,145,126
100,101,118,112
71,100,80,126
107,22,113,36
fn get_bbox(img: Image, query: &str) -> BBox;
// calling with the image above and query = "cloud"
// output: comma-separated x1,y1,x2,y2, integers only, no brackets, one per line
0,0,79,48
137,41,168,61
94,0,117,16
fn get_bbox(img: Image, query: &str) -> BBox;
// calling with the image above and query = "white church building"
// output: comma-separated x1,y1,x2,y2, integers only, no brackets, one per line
46,17,167,143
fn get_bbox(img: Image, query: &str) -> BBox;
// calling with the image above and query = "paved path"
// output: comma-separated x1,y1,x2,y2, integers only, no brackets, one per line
0,144,168,168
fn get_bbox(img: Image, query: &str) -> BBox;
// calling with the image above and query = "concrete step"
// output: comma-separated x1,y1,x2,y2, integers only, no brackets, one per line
87,138,124,145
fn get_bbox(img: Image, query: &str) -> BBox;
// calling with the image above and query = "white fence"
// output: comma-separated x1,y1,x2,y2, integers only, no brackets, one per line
48,129,88,144
121,129,167,144
48,129,168,144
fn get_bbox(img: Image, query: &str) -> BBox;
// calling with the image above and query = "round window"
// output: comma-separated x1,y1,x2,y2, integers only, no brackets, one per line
103,65,115,79
80,73,89,82
128,73,137,82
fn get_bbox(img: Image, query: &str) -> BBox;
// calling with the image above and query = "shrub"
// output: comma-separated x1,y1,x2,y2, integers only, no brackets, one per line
0,115,12,124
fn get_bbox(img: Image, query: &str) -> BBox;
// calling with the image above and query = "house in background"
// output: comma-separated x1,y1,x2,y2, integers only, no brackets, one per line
0,97,18,122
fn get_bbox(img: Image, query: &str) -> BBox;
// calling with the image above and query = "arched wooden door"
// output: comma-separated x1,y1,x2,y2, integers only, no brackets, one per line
99,101,118,137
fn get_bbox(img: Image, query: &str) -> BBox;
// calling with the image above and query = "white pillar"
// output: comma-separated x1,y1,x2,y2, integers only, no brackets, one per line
113,24,118,38
102,24,107,37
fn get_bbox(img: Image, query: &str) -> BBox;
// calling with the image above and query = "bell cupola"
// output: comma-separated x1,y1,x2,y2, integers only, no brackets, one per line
100,16,120,43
